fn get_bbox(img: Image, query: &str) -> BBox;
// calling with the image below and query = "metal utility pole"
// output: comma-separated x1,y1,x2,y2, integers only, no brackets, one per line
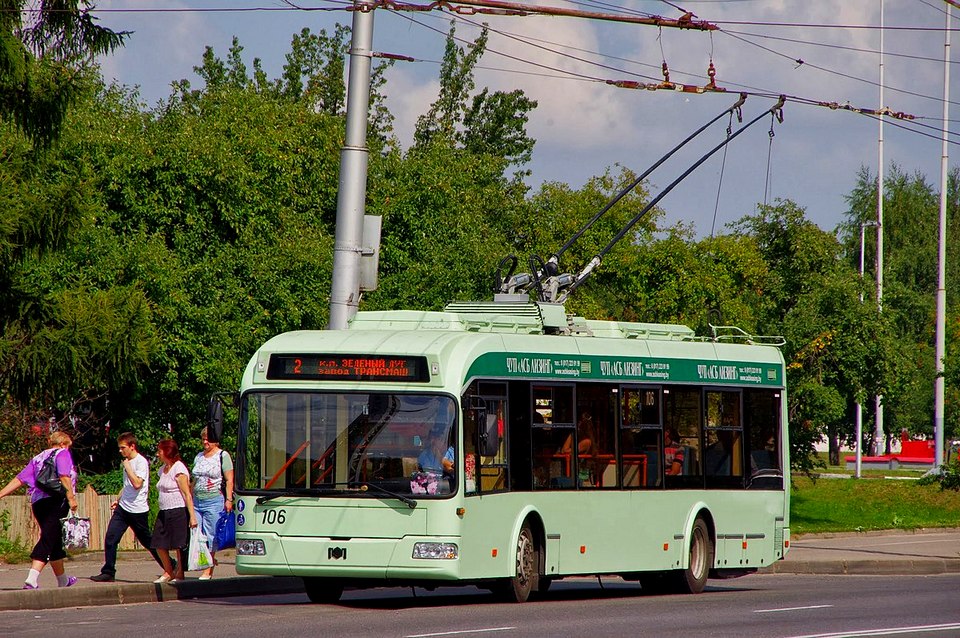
856,221,877,479
934,5,951,468
328,3,375,330
874,0,886,456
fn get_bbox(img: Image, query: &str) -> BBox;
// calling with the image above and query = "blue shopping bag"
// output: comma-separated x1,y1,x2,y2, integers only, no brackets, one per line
213,510,236,551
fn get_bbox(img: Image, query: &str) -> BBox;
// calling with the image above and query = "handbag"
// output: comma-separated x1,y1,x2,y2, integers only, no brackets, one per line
60,513,91,550
187,527,214,571
213,510,235,551
36,450,66,497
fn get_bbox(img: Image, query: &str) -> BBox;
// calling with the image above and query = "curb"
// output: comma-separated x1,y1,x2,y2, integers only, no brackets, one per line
791,527,960,541
0,576,304,612
760,559,960,576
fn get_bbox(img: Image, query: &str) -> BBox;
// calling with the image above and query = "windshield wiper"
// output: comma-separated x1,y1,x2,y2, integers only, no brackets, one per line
349,481,418,509
255,487,318,504
254,483,417,509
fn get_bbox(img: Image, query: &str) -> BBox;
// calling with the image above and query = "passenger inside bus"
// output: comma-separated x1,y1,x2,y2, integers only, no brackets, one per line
560,413,595,456
750,429,778,471
561,413,599,486
664,428,685,476
704,430,735,476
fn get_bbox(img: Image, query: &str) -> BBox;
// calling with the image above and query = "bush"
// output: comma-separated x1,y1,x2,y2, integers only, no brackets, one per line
0,510,31,564
919,460,960,491
78,467,124,495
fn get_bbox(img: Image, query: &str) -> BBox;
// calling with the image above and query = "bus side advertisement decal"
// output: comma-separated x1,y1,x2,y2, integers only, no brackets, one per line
468,353,780,386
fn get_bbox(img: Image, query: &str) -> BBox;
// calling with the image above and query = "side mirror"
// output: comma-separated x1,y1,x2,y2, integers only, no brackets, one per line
479,411,501,457
206,397,224,444
206,392,237,444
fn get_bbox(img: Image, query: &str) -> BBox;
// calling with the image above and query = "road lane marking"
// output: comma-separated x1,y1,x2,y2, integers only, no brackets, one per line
754,604,834,613
405,628,516,638
788,622,960,637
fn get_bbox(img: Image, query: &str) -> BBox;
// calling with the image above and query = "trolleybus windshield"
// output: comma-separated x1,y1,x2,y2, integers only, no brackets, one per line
239,392,458,499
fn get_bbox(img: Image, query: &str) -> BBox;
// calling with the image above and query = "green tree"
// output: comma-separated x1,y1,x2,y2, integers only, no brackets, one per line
0,0,126,146
733,201,899,472
413,23,536,172
841,166,960,447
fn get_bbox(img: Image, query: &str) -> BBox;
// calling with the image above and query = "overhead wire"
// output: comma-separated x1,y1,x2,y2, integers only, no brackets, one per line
721,27,960,65
32,0,956,153
390,0,960,116
422,6,940,123
719,29,960,107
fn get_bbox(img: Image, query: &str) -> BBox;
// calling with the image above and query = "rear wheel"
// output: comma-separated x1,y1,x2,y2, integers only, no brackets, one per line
670,517,713,594
496,523,539,603
303,577,344,604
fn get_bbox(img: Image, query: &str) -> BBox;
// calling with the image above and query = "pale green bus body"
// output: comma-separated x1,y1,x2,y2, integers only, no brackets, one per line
233,302,790,600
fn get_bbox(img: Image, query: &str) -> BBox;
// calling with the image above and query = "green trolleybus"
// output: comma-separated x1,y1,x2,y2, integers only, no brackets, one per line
228,299,789,603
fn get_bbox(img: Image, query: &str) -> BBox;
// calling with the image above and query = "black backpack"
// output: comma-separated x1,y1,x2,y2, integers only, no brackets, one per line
35,450,66,497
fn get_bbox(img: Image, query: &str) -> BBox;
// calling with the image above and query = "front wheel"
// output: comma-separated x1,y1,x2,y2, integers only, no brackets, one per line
670,517,713,594
495,523,539,603
303,577,344,604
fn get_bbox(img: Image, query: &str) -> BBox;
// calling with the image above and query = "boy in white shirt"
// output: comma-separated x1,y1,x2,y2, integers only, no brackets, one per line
90,432,165,581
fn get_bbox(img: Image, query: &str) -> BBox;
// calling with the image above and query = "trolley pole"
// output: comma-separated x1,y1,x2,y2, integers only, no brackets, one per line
328,3,375,330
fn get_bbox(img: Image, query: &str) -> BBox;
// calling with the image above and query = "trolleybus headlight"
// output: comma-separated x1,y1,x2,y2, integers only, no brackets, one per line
236,539,266,556
412,542,458,560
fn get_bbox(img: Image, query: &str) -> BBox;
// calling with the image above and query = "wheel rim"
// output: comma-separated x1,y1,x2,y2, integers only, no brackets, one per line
516,529,534,588
690,526,705,578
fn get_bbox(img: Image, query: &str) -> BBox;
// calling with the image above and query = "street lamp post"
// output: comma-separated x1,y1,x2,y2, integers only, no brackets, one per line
856,220,878,478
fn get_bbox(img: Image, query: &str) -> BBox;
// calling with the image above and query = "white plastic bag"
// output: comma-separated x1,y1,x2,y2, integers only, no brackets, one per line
187,526,213,572
60,514,91,550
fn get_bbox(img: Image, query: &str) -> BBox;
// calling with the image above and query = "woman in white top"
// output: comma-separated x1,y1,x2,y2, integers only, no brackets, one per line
192,426,234,580
150,439,197,583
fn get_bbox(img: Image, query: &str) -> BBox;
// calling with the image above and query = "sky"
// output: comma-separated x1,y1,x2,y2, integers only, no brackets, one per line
92,1,960,239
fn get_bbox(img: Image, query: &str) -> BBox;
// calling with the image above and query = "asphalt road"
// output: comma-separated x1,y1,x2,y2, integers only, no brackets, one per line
2,573,958,638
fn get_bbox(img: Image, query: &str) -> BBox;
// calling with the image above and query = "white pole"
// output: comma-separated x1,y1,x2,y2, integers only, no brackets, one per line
874,0,885,456
328,4,375,329
856,222,875,478
934,6,950,468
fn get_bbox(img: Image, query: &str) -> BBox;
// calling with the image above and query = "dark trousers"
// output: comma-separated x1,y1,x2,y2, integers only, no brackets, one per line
100,505,163,576
30,496,68,563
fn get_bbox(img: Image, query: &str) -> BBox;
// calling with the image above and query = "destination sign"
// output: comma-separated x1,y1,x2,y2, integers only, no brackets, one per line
468,352,781,386
267,354,430,382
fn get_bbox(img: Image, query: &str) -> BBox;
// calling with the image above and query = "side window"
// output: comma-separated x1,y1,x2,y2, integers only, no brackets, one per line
462,395,479,495
574,385,615,489
704,390,744,488
745,389,783,489
620,386,662,488
663,387,702,487
531,385,576,489
464,382,509,495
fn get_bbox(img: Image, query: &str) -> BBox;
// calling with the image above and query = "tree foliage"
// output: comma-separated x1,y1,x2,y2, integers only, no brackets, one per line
841,166,960,451
0,0,126,146
413,23,536,172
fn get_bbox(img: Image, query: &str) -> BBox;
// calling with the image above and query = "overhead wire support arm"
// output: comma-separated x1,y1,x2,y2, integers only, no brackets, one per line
376,0,719,29
558,95,786,303
550,93,747,267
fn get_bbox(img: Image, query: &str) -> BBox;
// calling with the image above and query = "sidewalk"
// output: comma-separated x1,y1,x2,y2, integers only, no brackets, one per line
760,528,960,575
0,548,303,611
1,529,958,611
